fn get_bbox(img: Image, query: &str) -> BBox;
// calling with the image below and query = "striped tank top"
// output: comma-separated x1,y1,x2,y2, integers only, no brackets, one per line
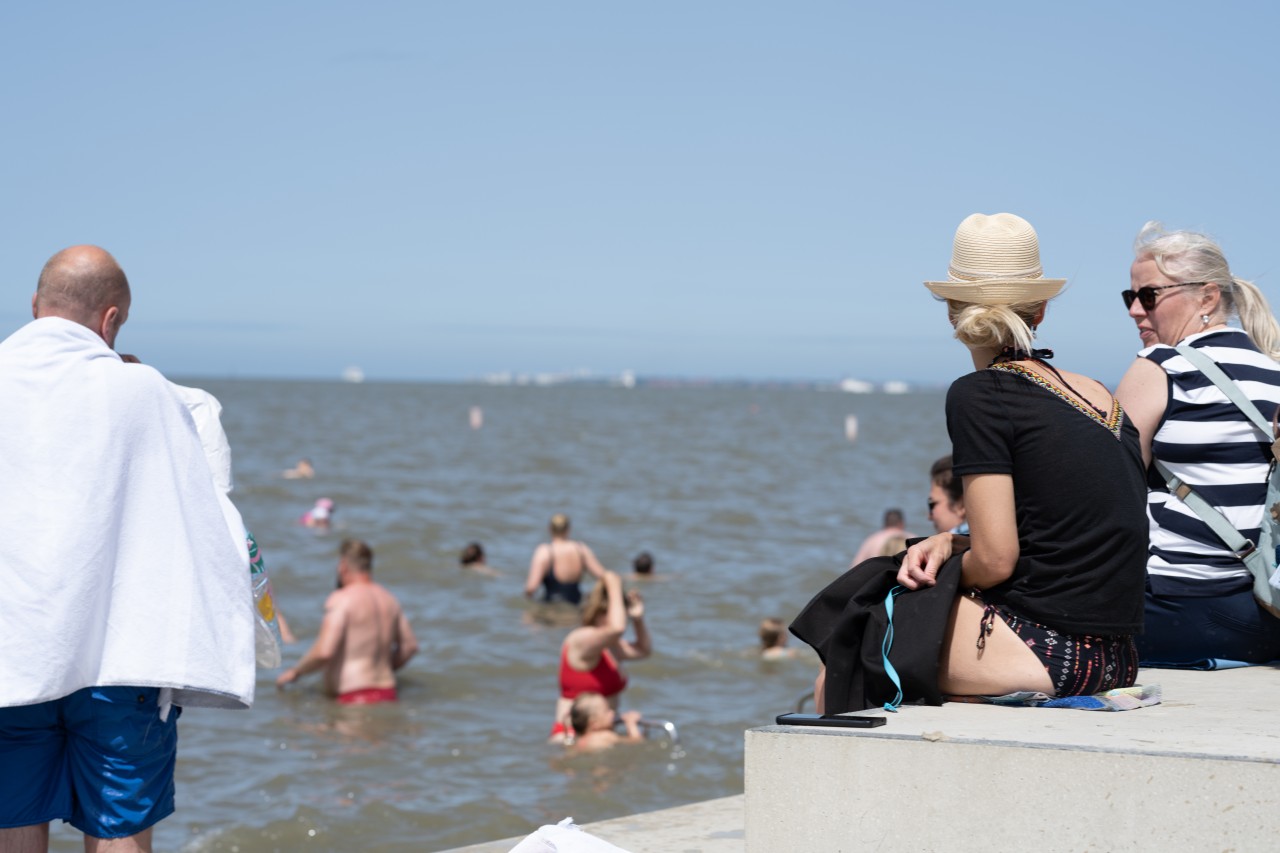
1144,328,1280,584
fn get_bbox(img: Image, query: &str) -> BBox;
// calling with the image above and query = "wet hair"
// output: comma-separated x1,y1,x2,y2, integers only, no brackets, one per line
1134,221,1280,359
633,551,654,575
581,581,610,626
569,692,605,736
930,455,964,506
460,542,484,565
759,617,785,650
549,513,571,536
339,538,373,574
882,509,904,528
947,299,1044,354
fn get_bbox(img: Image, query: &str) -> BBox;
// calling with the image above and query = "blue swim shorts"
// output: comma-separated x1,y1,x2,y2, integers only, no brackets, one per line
0,686,180,838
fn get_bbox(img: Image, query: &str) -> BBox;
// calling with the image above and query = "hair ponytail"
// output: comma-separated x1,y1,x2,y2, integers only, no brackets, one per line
948,301,1040,353
1230,277,1280,361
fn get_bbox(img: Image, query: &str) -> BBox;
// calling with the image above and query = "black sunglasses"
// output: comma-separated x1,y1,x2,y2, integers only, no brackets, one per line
1121,281,1206,310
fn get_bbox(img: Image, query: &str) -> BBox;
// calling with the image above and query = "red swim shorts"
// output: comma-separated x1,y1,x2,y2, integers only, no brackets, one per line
336,687,398,705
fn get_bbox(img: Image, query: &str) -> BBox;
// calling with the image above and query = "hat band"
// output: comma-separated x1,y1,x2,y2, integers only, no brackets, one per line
947,263,1045,282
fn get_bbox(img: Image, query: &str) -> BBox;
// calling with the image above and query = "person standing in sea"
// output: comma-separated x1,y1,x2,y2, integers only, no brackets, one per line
0,246,255,853
277,538,419,704
524,513,609,604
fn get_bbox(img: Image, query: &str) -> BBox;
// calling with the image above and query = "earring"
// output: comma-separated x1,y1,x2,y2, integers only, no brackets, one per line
1202,314,1210,326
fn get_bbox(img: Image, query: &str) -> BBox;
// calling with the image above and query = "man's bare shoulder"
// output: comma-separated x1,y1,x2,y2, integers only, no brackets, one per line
372,582,406,610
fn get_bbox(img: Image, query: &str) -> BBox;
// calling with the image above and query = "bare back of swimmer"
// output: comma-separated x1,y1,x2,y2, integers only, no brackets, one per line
524,513,607,601
277,539,419,702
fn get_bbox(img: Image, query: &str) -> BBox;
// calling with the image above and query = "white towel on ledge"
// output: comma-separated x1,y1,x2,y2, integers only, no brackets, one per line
0,317,254,710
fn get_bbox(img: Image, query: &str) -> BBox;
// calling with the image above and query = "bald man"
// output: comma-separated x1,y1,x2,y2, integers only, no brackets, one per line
0,247,255,853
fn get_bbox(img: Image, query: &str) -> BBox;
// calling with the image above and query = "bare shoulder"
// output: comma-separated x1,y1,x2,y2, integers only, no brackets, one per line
1057,367,1114,394
376,582,405,610
1115,357,1168,407
1117,355,1166,386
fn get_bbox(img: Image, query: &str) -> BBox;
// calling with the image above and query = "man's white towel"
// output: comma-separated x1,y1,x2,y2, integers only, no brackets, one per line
0,318,255,709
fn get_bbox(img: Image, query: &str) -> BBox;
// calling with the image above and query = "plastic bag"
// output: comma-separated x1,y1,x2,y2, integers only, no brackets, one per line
248,530,283,668
507,818,632,853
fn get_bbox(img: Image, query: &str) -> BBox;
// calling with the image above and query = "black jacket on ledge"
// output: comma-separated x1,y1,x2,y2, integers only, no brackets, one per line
789,551,962,715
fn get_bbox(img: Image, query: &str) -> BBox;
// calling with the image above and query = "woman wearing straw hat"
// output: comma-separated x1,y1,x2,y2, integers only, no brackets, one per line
1114,223,1280,664
889,213,1149,699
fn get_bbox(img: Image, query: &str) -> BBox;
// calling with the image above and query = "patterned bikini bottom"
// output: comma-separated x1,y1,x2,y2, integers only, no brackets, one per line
976,598,1139,697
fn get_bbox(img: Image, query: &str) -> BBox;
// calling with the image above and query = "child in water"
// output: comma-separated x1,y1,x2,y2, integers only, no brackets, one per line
759,618,796,660
567,692,644,752
301,497,334,529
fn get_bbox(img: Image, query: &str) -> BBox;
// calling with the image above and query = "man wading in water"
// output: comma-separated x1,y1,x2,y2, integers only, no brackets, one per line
277,539,419,704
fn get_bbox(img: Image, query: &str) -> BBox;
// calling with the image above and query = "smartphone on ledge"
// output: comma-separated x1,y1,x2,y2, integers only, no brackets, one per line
775,712,886,728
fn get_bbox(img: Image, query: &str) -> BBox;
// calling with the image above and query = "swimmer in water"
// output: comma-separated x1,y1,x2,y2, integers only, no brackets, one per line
283,458,315,479
566,692,644,752
301,497,334,530
626,550,672,583
276,539,418,704
459,542,500,577
524,513,607,604
550,571,651,742
759,617,797,660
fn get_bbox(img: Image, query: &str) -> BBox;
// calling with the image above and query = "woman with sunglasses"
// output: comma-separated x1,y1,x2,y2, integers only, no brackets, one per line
1115,222,1280,665
793,214,1147,713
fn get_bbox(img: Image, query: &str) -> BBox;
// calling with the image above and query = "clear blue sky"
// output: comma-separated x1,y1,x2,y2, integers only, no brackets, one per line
2,2,1277,385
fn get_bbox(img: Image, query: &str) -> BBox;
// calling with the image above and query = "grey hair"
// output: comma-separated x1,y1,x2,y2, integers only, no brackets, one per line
1135,221,1280,359
947,300,1042,354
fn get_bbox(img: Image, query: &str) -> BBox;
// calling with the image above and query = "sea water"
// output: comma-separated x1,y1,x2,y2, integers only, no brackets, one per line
48,380,950,852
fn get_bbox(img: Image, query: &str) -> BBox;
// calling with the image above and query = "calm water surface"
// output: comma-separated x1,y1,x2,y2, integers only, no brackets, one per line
49,381,950,852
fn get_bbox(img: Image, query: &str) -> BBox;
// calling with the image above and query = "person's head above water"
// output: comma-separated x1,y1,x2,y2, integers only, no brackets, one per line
569,692,613,736
633,551,654,575
549,513,570,538
925,212,1063,358
882,509,905,530
460,542,485,566
33,245,131,349
759,617,786,650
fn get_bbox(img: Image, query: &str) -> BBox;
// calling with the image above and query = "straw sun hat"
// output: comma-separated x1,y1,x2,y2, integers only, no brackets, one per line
924,212,1065,305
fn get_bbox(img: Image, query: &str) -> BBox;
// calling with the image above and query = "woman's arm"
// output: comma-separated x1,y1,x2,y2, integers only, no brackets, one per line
898,534,971,590
523,544,550,598
579,544,608,581
566,572,628,665
958,473,1019,589
1115,356,1167,469
614,590,651,660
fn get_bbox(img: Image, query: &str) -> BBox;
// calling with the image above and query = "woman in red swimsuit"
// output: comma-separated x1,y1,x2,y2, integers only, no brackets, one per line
550,570,651,742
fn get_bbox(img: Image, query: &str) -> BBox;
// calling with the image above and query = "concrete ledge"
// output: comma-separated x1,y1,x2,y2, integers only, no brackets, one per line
745,667,1280,852
439,794,744,853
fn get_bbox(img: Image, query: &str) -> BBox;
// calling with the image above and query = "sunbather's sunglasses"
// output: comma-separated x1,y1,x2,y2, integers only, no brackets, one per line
1121,282,1206,310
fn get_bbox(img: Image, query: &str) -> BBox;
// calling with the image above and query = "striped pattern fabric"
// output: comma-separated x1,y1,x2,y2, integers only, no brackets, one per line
1145,329,1280,581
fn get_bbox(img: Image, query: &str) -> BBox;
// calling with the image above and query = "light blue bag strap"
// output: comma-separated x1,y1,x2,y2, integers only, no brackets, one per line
881,585,906,713
1174,344,1274,436
1166,344,1279,608
1154,459,1267,574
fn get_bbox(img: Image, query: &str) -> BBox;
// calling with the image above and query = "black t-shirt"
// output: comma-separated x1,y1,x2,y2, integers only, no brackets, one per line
946,367,1148,635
